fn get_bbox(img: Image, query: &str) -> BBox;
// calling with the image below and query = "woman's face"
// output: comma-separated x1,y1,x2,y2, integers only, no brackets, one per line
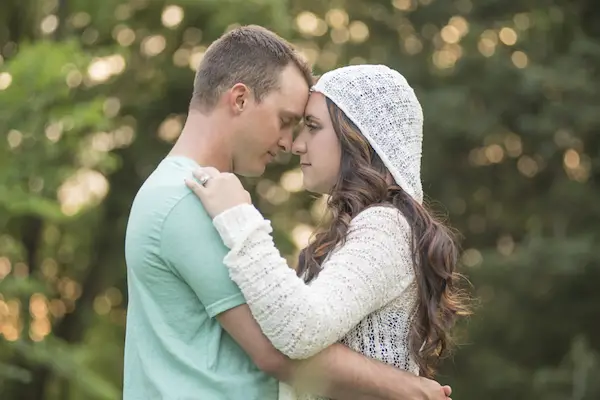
292,92,342,194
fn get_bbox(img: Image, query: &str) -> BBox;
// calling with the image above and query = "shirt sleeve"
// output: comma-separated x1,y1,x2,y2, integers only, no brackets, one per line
160,194,246,318
212,203,415,359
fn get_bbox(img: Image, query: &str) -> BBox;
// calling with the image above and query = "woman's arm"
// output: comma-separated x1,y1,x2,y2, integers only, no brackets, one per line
212,204,415,359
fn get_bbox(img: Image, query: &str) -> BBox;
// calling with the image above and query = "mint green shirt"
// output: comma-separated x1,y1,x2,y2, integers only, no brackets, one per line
123,156,277,399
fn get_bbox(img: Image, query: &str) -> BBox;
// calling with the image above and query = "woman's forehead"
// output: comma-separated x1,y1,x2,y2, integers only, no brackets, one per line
305,92,326,113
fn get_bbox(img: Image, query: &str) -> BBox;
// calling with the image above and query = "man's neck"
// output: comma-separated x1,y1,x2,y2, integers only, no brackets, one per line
169,109,233,172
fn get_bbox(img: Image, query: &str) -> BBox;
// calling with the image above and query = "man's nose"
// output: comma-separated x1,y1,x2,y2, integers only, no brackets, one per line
278,131,293,153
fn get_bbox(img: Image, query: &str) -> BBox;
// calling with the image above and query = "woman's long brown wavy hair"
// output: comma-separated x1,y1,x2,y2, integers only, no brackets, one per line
297,97,471,378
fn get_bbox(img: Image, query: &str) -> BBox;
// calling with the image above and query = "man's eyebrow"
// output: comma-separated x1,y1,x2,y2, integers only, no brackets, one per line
281,110,303,121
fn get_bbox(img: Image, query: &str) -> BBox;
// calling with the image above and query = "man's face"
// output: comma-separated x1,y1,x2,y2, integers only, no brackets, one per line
232,64,309,177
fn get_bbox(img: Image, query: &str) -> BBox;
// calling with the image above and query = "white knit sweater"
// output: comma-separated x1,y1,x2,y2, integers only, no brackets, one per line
213,203,420,400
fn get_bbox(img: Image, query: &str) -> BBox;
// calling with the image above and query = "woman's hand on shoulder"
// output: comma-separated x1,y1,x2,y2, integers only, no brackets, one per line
184,166,251,219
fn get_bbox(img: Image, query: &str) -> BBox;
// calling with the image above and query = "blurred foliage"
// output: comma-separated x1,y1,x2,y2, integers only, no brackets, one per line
0,0,599,399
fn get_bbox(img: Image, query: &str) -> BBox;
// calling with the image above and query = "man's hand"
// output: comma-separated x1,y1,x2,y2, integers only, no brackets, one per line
417,377,452,400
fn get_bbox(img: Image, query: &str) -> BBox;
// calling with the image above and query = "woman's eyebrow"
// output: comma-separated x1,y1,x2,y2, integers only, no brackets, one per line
304,114,320,123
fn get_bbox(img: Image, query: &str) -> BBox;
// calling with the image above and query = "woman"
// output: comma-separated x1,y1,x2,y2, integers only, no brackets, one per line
186,65,469,399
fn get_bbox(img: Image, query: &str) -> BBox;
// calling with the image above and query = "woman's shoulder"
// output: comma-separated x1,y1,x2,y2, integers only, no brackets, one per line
352,203,408,222
349,203,410,232
339,204,413,261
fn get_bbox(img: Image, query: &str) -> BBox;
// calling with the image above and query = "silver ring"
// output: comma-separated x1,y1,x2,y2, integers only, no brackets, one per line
197,175,210,186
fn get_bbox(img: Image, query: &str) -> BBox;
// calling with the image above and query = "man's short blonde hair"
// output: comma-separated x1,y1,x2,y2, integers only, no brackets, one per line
191,25,313,111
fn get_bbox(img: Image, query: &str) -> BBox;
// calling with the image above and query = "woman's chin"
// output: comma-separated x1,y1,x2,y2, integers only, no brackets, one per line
301,178,316,194
302,180,328,195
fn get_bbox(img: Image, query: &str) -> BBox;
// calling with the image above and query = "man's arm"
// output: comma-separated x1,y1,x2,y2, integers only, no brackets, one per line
217,305,449,400
160,195,448,400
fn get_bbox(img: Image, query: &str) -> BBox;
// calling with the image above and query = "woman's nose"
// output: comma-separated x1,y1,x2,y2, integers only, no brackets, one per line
292,137,306,155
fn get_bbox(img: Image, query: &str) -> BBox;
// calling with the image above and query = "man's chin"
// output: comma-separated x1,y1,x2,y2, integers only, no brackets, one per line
235,164,267,178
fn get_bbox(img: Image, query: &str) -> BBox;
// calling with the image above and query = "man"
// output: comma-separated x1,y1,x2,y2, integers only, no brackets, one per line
124,25,451,399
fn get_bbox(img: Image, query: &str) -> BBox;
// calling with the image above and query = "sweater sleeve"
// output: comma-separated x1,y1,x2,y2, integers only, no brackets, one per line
212,203,415,359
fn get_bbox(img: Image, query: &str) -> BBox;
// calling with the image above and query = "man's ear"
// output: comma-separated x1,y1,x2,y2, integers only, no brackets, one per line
228,83,251,115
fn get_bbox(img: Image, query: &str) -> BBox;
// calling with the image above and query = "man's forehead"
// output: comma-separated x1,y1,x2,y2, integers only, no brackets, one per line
278,70,309,100
270,73,309,116
273,89,308,118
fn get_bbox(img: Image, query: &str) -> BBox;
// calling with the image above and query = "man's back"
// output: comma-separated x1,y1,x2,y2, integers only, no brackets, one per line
123,156,277,399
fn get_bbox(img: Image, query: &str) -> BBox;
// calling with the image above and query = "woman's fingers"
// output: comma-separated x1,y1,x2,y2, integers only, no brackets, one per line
443,385,452,396
192,166,219,186
184,176,206,196
185,166,220,195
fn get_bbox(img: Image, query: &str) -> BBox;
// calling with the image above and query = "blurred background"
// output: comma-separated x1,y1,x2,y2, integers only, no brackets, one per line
1,0,599,399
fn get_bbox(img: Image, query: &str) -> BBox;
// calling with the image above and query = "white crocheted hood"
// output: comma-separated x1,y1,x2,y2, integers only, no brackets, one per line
312,64,424,204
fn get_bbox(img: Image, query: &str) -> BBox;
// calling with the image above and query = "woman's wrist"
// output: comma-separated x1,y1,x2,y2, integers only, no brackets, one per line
212,204,267,248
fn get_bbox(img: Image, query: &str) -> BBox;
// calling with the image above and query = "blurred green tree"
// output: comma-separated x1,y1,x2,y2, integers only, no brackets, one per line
0,0,598,399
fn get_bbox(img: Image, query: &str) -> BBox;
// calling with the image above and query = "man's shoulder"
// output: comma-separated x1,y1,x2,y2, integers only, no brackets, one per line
127,157,219,247
131,158,206,220
131,185,212,234
163,192,213,229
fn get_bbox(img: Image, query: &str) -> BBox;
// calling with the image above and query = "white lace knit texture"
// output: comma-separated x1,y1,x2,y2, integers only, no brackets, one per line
213,204,419,400
312,64,424,204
